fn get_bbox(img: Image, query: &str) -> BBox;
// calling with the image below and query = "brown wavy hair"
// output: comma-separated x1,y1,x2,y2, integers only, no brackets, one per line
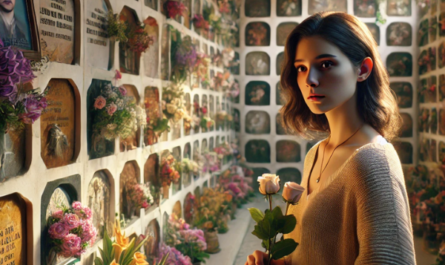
279,11,402,141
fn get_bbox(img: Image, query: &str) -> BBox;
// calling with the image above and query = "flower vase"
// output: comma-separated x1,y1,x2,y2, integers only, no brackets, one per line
204,230,221,254
163,185,170,199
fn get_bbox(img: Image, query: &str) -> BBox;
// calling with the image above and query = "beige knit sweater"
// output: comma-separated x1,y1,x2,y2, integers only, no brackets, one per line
283,138,416,265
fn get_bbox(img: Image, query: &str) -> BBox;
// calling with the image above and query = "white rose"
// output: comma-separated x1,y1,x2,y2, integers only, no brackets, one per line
258,174,281,195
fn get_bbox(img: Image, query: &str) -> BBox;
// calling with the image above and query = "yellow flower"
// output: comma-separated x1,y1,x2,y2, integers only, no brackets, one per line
129,252,149,265
111,259,119,265
114,219,129,248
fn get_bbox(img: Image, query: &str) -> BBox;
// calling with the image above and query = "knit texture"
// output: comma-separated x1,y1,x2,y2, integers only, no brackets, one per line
283,139,416,265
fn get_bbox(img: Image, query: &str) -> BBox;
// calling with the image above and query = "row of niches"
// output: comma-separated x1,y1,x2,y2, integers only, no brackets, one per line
234,81,415,108
0,158,225,265
3,0,238,73
418,136,445,163
243,51,415,76
244,0,411,17
245,21,412,47
233,110,413,137
0,77,233,181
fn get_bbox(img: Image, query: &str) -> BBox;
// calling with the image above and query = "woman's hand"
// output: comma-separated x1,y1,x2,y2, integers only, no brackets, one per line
245,250,286,265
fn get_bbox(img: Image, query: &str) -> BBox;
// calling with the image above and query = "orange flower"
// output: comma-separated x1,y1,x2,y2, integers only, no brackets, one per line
129,252,149,265
111,260,119,265
113,219,130,261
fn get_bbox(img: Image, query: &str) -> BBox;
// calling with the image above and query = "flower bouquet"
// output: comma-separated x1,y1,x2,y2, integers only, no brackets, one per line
95,219,169,265
171,35,197,85
160,154,181,198
106,11,128,42
0,39,47,133
248,174,305,265
126,22,154,54
46,202,97,263
192,14,210,34
162,85,185,123
164,0,188,19
90,71,138,154
127,183,154,210
157,242,191,265
164,213,210,263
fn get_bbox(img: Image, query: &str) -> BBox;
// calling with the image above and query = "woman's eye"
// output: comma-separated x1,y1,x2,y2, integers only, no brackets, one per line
321,61,334,69
296,66,306,72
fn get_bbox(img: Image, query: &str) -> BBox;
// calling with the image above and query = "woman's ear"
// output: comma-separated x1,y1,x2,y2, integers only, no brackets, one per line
357,57,373,82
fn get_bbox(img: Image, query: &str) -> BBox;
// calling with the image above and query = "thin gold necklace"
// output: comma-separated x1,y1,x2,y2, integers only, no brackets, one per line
316,123,364,183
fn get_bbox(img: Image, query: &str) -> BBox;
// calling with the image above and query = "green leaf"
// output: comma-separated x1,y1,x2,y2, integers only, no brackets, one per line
272,206,283,219
94,257,103,265
262,239,269,249
277,215,297,234
261,211,276,238
252,223,269,240
248,207,265,223
270,239,299,260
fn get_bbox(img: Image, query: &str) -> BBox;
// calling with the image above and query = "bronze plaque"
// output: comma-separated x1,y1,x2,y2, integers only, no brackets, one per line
40,0,75,64
40,79,76,169
0,194,26,265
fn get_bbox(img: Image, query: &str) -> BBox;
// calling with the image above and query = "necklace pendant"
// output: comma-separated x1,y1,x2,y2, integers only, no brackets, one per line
316,178,320,183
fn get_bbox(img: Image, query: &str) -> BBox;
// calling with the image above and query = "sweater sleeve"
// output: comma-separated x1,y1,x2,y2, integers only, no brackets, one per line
353,154,416,265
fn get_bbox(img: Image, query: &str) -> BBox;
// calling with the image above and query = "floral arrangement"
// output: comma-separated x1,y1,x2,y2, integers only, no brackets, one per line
164,213,209,263
172,36,198,84
213,72,230,92
248,174,305,264
194,52,211,82
95,219,169,265
46,201,97,260
203,152,220,173
126,22,154,54
91,71,138,142
106,11,128,42
194,187,233,233
181,158,200,175
200,115,214,131
157,242,192,265
0,39,48,133
160,154,181,187
162,85,185,123
127,183,154,210
192,14,210,32
165,0,188,19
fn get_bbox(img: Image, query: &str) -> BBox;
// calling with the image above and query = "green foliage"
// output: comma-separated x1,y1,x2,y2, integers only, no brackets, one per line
175,242,210,263
106,11,128,42
94,230,115,265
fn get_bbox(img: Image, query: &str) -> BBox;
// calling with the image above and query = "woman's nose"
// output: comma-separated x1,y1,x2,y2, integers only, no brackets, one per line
306,67,319,87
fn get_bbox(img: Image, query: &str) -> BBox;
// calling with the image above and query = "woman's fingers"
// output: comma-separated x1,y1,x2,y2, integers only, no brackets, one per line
253,250,266,265
245,254,256,265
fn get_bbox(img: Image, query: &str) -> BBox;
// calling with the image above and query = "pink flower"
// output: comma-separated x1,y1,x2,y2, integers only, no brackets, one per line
82,207,92,220
282,182,305,204
63,213,80,230
115,70,122,80
48,222,69,239
94,96,106,109
80,220,97,244
106,103,117,116
72,201,82,210
52,210,64,220
61,234,82,257
142,201,149,208
118,86,127,96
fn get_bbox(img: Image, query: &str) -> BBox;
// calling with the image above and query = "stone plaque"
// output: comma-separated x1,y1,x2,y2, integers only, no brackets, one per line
144,87,161,145
0,127,27,182
144,17,159,78
120,161,140,220
0,0,33,50
119,7,140,75
85,0,111,69
88,170,112,242
160,24,171,80
144,153,160,207
41,79,76,169
172,201,182,218
144,219,160,263
40,0,75,64
0,194,27,265
120,85,140,151
245,111,270,134
246,52,270,75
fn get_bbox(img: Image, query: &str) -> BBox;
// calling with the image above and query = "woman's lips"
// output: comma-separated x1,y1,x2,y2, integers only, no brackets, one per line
307,94,325,101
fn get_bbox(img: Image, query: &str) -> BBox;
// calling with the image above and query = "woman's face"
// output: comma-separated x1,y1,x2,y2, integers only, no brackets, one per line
294,35,360,114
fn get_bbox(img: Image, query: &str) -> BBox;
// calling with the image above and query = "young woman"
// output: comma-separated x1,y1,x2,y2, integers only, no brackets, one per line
245,11,416,265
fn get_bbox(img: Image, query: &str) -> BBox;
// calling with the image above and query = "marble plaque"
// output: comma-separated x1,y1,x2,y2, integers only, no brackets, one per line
245,111,270,134
120,161,140,220
245,22,270,46
246,52,270,75
277,22,297,46
88,170,112,241
245,140,270,163
144,17,159,78
41,79,76,168
85,0,110,69
119,7,140,75
276,140,301,162
120,85,140,151
0,194,27,265
40,0,75,64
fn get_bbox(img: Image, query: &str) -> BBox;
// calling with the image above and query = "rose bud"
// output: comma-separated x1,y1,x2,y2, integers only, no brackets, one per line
282,182,305,205
258,174,281,195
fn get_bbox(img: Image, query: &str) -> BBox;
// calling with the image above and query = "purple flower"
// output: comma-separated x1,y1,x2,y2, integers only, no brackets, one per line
19,95,47,124
62,213,80,230
118,86,127,96
48,222,69,239
0,75,16,98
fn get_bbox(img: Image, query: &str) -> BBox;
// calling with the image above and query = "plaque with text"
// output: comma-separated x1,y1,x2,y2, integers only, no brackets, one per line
41,79,76,168
85,0,110,69
40,0,75,64
0,194,27,265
